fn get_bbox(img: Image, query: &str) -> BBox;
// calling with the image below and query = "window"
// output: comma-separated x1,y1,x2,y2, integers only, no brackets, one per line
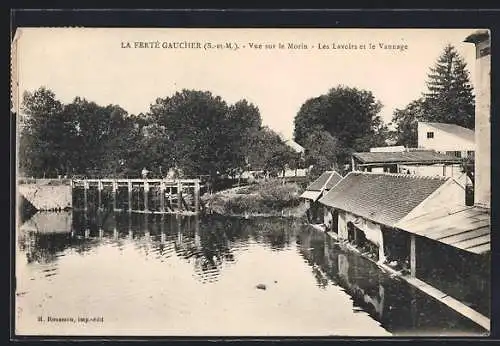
426,131,434,139
467,151,475,159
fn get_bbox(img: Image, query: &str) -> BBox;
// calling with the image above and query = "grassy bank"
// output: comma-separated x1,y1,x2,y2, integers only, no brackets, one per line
201,179,307,217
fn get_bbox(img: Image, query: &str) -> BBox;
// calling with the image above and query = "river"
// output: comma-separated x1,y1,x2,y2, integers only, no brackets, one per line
15,210,488,337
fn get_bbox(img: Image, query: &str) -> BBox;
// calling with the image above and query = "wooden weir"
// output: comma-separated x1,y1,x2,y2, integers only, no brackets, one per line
71,178,201,215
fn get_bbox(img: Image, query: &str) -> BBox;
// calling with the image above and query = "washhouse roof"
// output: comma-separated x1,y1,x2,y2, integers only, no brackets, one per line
300,171,343,201
318,172,450,227
395,205,490,255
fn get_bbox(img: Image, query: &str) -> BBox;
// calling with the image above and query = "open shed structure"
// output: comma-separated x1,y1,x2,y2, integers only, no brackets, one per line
351,150,463,176
318,171,490,320
300,170,342,224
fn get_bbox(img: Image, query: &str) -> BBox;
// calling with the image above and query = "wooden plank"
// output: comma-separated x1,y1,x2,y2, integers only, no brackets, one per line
404,277,490,331
453,234,490,250
439,227,490,245
467,243,491,254
413,219,490,239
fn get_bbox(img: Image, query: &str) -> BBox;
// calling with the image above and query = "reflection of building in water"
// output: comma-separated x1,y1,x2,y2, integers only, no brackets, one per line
337,254,385,319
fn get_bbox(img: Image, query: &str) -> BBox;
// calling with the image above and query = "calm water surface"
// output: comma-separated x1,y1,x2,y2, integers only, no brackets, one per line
15,211,488,336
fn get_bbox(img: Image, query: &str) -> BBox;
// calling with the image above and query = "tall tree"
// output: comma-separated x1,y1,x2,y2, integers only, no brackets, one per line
149,90,261,178
293,86,385,164
391,44,475,147
19,87,70,177
390,98,426,147
302,128,341,178
423,44,475,129
227,99,262,174
245,126,296,176
63,97,135,177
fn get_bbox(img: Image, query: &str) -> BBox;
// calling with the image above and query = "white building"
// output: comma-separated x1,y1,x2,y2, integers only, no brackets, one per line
284,138,305,155
417,121,475,159
370,146,405,153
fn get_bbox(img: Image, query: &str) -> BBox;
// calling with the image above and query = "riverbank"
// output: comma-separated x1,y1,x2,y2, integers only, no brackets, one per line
201,179,307,218
310,224,490,333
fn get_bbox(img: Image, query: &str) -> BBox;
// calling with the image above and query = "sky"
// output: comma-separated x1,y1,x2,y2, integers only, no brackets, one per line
12,28,478,139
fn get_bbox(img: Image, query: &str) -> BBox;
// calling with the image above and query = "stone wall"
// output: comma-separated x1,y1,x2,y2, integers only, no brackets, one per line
18,182,72,211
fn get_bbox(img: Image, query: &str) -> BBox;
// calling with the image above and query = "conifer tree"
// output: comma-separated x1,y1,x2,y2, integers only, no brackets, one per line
423,44,475,129
391,44,475,146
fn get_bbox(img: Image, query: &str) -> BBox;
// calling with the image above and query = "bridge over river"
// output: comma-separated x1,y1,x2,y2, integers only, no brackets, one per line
18,178,202,215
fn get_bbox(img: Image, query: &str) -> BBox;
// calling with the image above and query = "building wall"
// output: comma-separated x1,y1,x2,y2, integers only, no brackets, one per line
18,183,73,211
401,180,465,223
417,123,475,154
398,164,463,179
370,146,405,153
473,36,491,209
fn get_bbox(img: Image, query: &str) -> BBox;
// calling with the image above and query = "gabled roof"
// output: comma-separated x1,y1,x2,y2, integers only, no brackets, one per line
352,150,461,165
318,172,450,227
284,139,305,153
300,171,343,201
324,172,343,190
419,122,475,143
395,205,490,255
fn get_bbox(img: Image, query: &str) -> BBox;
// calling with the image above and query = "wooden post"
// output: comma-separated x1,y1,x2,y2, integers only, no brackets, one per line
169,186,173,211
128,181,132,213
160,181,165,213
144,180,149,212
410,234,416,277
83,180,88,211
194,213,200,247
112,180,117,212
160,214,165,242
176,213,182,243
128,212,133,239
97,180,103,211
351,156,356,171
177,181,182,211
194,180,200,213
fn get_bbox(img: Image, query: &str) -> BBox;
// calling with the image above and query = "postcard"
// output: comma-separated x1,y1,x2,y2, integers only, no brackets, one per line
12,27,491,337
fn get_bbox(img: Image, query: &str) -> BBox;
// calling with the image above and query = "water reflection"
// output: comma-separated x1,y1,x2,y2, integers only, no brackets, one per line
16,211,488,336
296,228,488,336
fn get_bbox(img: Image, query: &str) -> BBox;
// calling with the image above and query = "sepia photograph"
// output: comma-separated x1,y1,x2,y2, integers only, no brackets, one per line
12,27,491,337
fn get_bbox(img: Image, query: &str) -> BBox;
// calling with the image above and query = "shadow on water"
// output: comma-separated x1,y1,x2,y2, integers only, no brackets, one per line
17,211,488,336
296,228,489,336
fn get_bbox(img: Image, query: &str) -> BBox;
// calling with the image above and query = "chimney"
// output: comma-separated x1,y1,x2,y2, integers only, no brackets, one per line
464,30,491,209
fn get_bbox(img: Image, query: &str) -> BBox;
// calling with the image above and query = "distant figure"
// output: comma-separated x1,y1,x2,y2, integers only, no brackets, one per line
141,167,149,179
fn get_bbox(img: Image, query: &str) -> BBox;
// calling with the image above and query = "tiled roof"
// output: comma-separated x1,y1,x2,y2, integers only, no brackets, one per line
318,172,449,227
300,190,322,201
420,122,475,143
352,150,461,164
305,171,341,191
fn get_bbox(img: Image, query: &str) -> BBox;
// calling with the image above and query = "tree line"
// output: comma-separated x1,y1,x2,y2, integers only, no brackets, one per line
18,44,475,180
293,44,475,176
18,88,300,179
